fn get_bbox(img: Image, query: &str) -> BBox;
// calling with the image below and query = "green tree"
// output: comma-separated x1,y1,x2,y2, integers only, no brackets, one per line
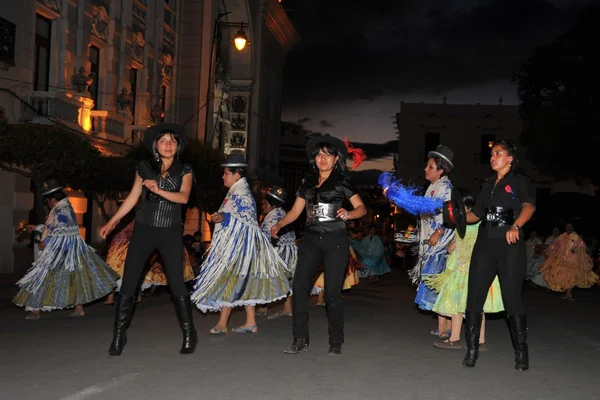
0,123,102,222
512,6,600,182
182,139,226,213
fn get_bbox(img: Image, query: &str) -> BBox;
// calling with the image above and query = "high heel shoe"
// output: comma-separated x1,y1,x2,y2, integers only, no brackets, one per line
284,338,309,354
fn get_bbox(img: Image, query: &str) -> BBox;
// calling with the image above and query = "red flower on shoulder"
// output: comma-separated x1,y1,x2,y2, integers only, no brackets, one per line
504,185,513,193
430,191,435,196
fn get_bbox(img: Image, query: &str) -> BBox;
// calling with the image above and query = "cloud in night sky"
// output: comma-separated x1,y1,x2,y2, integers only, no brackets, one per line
318,119,336,128
282,0,595,104
282,121,396,162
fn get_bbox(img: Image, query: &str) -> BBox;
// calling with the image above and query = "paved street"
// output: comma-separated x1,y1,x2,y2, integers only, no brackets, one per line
1,270,599,400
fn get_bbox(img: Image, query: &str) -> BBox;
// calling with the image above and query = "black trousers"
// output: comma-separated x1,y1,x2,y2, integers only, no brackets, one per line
292,230,349,345
120,223,188,298
466,234,526,315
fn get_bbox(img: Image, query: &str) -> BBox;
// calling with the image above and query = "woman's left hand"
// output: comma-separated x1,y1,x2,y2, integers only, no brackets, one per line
337,208,351,220
143,180,161,194
506,226,520,245
428,230,441,246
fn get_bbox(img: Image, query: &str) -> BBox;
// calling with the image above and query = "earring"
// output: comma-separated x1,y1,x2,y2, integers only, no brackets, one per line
176,150,180,160
155,152,160,162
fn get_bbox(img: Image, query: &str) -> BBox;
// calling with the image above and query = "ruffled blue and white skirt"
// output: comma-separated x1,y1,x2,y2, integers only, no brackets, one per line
414,251,448,311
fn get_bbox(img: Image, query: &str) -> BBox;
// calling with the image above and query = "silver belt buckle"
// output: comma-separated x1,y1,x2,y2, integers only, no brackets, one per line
307,203,338,222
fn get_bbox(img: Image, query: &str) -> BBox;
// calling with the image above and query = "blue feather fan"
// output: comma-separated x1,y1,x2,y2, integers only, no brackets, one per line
378,172,443,216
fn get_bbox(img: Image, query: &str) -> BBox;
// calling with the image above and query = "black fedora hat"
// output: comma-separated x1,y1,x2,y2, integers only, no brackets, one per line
221,153,249,168
41,179,64,196
428,145,454,168
144,123,188,153
305,133,348,159
266,185,287,203
441,187,466,238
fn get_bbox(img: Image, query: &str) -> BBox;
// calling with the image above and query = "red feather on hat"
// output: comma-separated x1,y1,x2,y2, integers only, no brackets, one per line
344,138,367,169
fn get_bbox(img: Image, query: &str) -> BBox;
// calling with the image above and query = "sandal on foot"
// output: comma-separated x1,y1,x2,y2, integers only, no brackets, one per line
210,327,228,336
438,330,452,340
67,310,85,318
267,311,292,320
232,325,258,334
433,339,463,350
25,313,40,320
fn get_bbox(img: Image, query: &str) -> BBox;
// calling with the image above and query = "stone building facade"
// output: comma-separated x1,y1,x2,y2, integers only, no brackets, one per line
0,0,298,273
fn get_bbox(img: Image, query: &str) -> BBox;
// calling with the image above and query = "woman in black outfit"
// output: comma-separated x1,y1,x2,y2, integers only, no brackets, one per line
100,123,197,356
271,134,366,356
462,139,536,370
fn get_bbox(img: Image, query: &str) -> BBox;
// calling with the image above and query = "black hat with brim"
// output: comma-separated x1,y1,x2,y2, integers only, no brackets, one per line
144,123,188,153
266,186,287,203
41,179,64,196
221,153,249,168
305,133,348,159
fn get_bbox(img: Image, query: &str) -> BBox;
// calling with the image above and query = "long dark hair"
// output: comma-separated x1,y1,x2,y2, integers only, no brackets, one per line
308,142,349,175
151,131,183,175
492,139,521,174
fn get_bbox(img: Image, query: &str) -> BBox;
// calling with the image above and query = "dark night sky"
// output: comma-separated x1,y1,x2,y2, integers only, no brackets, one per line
280,0,596,171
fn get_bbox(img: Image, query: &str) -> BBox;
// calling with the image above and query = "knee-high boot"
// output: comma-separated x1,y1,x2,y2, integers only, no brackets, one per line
508,314,529,371
462,311,482,368
108,295,136,356
173,296,198,354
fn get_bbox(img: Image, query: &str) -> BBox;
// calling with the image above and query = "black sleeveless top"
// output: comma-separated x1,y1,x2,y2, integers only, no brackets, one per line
135,160,193,228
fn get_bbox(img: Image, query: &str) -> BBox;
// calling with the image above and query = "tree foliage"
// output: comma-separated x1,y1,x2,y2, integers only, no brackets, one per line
181,139,226,212
0,123,103,222
0,123,101,183
0,123,226,223
512,6,600,182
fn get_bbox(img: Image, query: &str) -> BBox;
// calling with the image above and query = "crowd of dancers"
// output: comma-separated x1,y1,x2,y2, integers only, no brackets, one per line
11,123,600,370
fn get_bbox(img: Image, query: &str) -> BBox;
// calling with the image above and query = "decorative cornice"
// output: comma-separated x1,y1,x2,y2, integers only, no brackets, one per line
264,0,299,53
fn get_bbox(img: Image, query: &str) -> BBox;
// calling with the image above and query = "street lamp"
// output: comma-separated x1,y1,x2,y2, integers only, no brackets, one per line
217,21,250,52
233,22,248,51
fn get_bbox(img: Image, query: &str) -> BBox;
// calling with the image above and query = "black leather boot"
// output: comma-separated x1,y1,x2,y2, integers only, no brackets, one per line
173,296,198,354
108,295,136,356
462,311,482,368
283,338,309,354
508,314,529,371
328,343,342,356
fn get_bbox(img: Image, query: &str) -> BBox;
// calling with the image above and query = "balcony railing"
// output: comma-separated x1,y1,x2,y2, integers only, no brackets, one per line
90,110,130,140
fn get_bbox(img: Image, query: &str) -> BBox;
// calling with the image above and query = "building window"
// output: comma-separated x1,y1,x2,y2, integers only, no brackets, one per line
130,68,138,122
89,46,100,109
480,134,496,164
0,17,17,67
159,85,166,123
34,14,51,91
423,132,440,162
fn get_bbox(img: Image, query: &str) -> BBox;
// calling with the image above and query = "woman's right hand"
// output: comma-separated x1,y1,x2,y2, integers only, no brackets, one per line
270,223,282,239
99,222,116,240
210,213,224,223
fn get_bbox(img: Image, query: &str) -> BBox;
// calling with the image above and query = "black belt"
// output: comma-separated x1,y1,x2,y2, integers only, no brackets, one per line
482,206,515,227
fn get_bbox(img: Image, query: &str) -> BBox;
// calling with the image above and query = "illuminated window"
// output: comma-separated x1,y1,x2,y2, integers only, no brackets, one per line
480,134,496,164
